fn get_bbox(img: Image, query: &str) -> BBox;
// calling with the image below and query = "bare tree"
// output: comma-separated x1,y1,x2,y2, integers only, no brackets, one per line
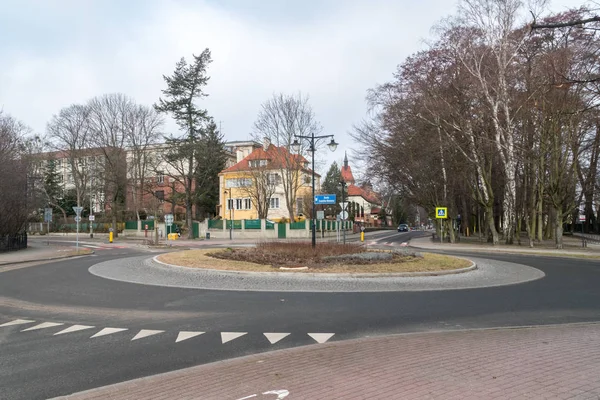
124,104,163,224
0,111,31,238
238,168,278,219
87,93,133,235
252,93,321,219
46,104,92,210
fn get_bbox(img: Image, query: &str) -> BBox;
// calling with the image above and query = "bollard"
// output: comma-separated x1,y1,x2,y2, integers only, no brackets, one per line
361,231,364,242
109,231,113,243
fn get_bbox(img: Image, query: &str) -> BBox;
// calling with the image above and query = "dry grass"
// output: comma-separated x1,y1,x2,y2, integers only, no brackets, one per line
157,248,472,274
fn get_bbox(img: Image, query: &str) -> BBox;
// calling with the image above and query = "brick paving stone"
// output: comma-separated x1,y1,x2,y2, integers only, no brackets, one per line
56,323,600,400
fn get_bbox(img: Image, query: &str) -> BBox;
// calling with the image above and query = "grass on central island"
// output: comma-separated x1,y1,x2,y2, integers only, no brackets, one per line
157,241,472,274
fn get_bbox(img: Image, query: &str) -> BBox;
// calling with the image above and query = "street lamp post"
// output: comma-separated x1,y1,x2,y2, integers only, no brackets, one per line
292,135,338,248
224,189,233,240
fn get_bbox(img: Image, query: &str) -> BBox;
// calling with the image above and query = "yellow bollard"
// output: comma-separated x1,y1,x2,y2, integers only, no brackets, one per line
109,231,113,243
361,232,365,242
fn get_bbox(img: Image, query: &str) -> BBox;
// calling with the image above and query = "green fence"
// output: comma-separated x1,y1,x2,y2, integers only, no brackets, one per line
266,220,274,230
244,219,261,229
208,219,223,229
58,222,125,232
124,220,155,230
289,221,306,230
226,220,242,229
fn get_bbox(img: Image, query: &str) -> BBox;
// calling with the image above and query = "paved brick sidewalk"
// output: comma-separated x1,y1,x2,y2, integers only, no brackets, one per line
57,323,600,399
410,236,600,257
0,242,89,266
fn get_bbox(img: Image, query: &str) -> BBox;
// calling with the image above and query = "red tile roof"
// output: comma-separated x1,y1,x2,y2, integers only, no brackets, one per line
341,165,355,184
347,184,381,205
221,144,320,176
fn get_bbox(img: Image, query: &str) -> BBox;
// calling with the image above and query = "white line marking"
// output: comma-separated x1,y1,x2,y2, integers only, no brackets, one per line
175,331,205,343
0,319,35,327
90,327,128,338
54,325,95,335
221,332,247,344
131,329,164,341
236,395,257,400
21,322,64,332
263,332,290,344
308,333,335,343
82,244,103,249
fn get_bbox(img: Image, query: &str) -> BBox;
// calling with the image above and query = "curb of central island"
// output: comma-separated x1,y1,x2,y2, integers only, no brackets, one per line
151,253,477,278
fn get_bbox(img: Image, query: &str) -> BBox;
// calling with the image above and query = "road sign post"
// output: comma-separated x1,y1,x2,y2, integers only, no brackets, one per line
44,208,52,245
314,194,336,205
435,207,448,244
73,206,83,251
165,214,174,241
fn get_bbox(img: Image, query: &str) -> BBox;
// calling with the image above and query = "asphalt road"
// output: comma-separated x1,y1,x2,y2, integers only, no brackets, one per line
2,232,600,399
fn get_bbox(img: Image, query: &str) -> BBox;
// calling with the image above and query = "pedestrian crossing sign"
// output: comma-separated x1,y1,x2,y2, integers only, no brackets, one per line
435,207,447,219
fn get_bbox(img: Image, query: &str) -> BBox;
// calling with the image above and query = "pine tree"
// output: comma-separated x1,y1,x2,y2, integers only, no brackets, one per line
155,49,213,238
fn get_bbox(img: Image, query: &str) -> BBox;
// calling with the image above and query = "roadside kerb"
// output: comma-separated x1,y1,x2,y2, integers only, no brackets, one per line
89,254,544,292
0,249,94,266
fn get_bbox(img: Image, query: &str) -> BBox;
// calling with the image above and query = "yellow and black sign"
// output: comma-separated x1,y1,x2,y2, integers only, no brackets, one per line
435,207,448,219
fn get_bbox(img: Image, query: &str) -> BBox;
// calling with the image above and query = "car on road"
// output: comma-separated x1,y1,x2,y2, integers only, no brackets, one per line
398,224,409,232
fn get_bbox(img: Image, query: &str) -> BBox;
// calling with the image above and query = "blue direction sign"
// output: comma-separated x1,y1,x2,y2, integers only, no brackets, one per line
314,194,336,205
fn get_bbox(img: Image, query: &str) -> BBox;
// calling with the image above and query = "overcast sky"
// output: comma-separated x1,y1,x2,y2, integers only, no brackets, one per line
0,0,588,177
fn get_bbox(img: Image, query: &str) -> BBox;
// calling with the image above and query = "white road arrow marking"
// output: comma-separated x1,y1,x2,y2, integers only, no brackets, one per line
54,325,95,335
308,333,335,344
131,329,164,341
221,332,247,344
0,319,35,327
263,333,290,344
175,331,205,343
21,322,64,332
90,327,128,338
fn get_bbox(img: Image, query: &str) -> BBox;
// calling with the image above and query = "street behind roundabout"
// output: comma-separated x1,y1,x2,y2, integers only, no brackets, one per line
1,231,600,399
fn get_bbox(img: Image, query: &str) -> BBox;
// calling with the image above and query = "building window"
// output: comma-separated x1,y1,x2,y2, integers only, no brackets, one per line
244,198,251,210
249,159,268,168
157,171,164,184
267,173,281,185
235,198,243,210
226,178,252,188
304,175,311,184
227,198,234,210
269,197,280,209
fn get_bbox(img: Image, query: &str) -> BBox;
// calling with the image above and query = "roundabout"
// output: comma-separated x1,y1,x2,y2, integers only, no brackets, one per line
1,233,600,399
88,252,544,292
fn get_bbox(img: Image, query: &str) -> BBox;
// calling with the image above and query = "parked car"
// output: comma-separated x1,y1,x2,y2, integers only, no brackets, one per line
398,224,409,232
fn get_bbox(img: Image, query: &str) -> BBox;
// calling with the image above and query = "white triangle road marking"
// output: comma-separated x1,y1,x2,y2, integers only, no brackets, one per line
131,329,164,341
54,325,95,335
21,322,64,332
90,327,128,338
308,333,335,344
221,332,247,344
0,319,35,328
175,331,205,343
263,332,290,344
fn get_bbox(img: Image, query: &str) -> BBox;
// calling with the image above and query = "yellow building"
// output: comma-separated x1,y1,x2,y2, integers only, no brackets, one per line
218,142,319,222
